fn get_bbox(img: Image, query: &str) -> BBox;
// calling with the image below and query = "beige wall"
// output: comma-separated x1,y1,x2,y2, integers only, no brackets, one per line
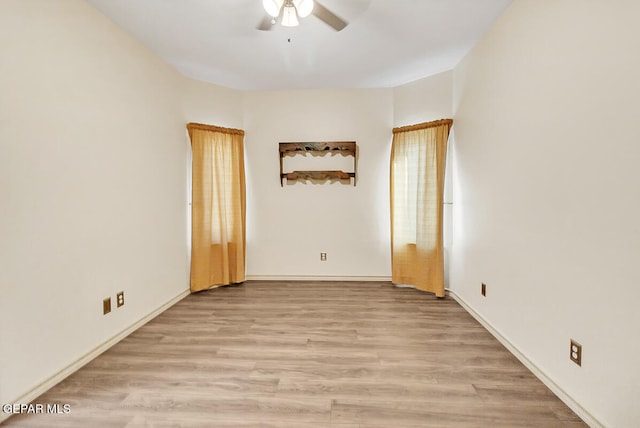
452,1,640,426
243,89,393,279
180,78,244,130
0,0,193,407
393,70,453,128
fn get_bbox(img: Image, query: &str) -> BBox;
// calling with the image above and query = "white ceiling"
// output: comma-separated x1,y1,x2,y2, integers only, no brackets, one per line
86,0,513,91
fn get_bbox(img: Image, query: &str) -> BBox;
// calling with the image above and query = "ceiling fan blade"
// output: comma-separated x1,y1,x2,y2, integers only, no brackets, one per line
257,15,275,31
312,1,348,31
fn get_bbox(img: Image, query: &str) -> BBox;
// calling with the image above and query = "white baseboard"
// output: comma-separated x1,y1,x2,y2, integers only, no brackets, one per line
0,288,190,424
447,289,604,428
245,275,392,282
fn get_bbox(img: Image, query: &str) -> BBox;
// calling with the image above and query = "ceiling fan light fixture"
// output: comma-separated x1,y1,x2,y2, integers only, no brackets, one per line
262,0,284,18
281,4,299,27
258,0,345,31
293,0,314,18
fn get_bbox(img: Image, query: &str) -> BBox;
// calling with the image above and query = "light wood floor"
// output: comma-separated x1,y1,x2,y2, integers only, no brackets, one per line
5,281,586,427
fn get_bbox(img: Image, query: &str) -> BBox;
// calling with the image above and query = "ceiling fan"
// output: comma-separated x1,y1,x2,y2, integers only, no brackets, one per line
258,0,348,32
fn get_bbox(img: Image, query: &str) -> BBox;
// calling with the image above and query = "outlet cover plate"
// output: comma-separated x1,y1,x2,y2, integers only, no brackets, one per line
570,339,582,366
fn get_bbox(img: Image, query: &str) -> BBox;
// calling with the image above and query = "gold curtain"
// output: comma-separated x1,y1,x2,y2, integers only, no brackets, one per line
187,123,246,292
390,119,452,297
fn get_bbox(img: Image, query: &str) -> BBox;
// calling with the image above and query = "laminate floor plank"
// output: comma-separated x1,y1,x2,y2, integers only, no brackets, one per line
3,281,586,427
124,417,359,428
330,398,570,427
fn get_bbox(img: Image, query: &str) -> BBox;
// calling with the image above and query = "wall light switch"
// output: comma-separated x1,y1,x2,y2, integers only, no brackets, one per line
103,297,111,315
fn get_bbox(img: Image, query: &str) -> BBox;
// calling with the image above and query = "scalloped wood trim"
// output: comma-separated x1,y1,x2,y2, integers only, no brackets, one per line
284,170,354,181
279,141,356,155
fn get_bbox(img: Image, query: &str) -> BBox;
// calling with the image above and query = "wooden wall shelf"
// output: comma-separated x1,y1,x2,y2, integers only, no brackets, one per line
279,141,357,186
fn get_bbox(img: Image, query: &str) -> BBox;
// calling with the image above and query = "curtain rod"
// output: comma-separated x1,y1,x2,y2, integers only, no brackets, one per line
392,119,453,134
186,122,245,136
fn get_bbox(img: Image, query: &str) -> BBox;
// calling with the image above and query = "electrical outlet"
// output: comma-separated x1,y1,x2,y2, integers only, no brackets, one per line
570,339,582,366
481,283,486,296
116,291,124,308
103,297,111,315
320,252,327,261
